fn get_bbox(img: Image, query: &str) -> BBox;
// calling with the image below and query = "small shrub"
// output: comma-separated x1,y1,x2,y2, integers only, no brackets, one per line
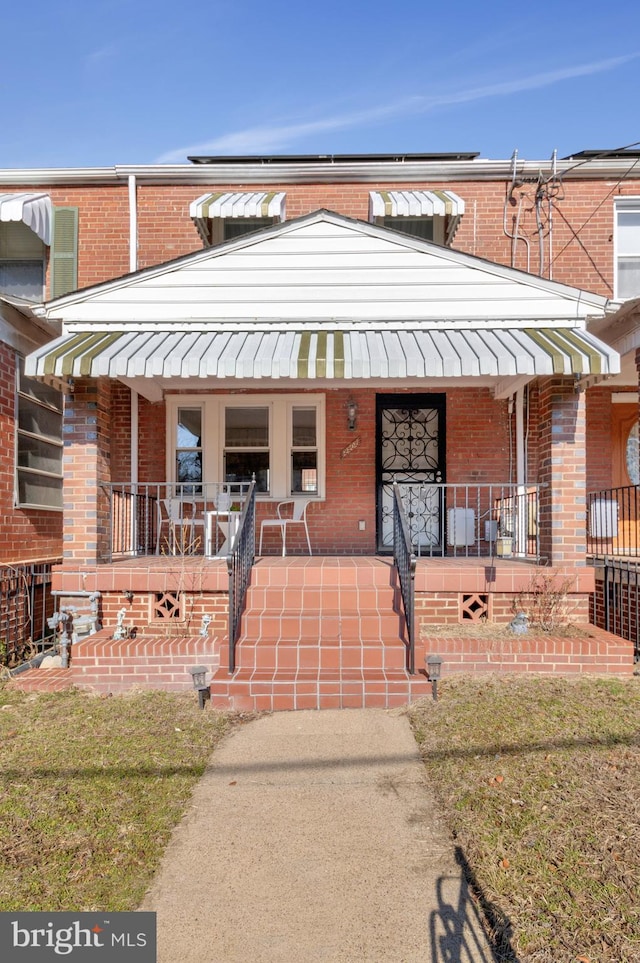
512,569,577,631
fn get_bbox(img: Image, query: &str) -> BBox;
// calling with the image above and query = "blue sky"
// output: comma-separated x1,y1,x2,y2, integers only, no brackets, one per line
3,0,639,168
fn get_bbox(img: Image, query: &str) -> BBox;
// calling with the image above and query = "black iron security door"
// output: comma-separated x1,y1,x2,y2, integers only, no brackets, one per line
376,394,446,552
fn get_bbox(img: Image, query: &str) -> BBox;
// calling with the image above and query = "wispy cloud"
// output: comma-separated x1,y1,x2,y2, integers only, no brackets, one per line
84,44,119,69
156,53,639,162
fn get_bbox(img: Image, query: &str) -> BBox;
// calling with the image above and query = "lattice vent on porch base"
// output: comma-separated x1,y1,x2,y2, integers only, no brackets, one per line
151,591,184,622
459,593,491,622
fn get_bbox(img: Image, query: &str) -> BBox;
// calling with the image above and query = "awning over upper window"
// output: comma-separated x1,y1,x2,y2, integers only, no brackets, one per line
190,191,286,242
26,325,618,387
0,193,52,245
369,189,465,242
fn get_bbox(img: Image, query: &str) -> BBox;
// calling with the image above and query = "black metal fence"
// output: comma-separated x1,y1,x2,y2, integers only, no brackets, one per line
392,482,416,674
0,561,59,665
103,482,253,560
397,482,541,559
592,558,640,663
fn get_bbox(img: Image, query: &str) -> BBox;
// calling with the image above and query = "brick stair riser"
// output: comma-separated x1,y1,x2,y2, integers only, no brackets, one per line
235,641,408,672
250,567,396,589
209,675,431,711
239,613,403,645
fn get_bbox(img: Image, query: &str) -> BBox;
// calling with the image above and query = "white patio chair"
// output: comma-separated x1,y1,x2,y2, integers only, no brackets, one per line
156,497,205,554
259,499,313,556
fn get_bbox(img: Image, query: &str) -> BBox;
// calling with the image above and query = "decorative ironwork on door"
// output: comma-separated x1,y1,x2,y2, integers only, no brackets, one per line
377,396,445,551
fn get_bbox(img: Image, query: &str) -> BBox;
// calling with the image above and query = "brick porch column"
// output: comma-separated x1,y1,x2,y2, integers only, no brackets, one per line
62,377,112,566
537,376,587,566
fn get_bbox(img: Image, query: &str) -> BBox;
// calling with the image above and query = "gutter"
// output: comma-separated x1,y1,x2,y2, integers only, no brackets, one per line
0,158,639,187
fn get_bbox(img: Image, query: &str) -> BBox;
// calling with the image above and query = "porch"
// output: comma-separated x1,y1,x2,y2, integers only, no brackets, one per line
12,553,630,708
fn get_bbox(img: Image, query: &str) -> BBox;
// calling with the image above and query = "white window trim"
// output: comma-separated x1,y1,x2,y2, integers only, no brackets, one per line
614,195,640,301
166,393,325,500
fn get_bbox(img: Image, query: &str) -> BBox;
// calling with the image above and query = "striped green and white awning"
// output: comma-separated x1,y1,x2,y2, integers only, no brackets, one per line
26,326,619,385
369,189,465,244
190,191,286,242
369,189,465,220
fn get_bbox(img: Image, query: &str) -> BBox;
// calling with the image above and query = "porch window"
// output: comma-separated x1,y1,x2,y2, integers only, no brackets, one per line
176,407,203,490
16,358,63,509
167,394,324,499
224,407,270,492
291,407,317,493
615,197,640,300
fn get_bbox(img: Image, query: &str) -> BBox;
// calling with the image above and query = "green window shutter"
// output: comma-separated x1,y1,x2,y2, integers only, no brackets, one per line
51,206,78,298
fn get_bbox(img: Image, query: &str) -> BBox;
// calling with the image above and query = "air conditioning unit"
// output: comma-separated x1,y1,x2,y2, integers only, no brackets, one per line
447,508,475,547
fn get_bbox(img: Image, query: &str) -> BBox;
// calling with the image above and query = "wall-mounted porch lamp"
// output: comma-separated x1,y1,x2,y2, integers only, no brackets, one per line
346,399,358,431
189,664,210,709
425,653,443,702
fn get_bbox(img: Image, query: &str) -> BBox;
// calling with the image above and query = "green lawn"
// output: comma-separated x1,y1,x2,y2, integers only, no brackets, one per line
2,676,639,963
0,688,238,911
409,675,640,963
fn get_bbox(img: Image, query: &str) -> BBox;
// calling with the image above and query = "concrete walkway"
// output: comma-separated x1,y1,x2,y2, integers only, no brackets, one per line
140,709,496,962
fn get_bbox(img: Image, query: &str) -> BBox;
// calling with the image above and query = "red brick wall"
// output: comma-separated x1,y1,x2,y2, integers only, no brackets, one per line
0,342,62,563
8,174,640,298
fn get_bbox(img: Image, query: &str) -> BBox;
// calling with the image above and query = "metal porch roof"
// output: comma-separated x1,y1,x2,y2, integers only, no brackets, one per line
27,325,619,383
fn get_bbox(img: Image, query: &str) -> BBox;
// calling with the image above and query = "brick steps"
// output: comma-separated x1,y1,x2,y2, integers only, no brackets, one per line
210,558,425,710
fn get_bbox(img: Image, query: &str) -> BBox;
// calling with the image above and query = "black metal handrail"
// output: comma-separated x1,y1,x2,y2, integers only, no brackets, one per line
392,482,416,674
227,481,256,674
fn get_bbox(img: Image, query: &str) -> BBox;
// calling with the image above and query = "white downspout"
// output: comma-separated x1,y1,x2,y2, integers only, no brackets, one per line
515,388,526,554
128,174,139,547
128,174,138,273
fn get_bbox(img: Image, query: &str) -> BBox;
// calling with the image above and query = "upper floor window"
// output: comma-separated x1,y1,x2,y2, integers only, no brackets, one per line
382,216,436,242
190,192,286,247
615,198,640,300
370,190,465,246
0,221,45,300
16,358,63,509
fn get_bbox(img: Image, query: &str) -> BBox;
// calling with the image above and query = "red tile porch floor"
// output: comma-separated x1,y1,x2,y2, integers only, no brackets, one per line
10,557,433,710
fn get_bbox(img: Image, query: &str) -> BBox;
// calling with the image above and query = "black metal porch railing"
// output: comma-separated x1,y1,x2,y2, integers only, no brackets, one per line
398,482,541,559
392,482,416,675
587,485,640,557
103,482,253,560
227,481,256,674
0,561,60,665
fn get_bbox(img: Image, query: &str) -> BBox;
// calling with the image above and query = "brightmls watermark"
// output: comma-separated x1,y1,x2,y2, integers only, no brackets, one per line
0,913,156,961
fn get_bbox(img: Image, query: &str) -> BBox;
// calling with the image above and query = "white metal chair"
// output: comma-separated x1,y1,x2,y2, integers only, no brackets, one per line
259,499,313,556
157,497,205,554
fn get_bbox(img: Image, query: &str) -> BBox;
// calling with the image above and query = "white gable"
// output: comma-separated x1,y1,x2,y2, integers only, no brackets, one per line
41,211,609,329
